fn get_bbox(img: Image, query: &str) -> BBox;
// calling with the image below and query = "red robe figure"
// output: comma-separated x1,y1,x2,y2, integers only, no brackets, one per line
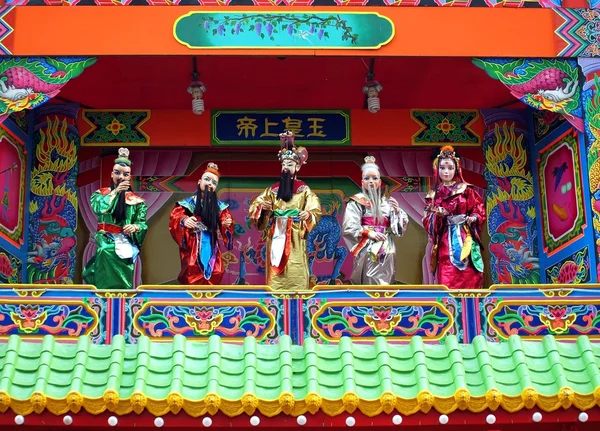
169,163,234,285
423,146,486,289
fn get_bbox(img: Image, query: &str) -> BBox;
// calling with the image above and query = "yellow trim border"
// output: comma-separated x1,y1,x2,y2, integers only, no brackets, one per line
2,387,599,417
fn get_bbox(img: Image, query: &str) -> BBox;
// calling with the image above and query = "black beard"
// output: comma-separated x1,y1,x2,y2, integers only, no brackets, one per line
195,187,220,249
276,170,295,202
111,181,128,224
193,186,203,216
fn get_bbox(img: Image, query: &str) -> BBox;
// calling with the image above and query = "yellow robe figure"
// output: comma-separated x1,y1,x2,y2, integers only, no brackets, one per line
249,180,321,290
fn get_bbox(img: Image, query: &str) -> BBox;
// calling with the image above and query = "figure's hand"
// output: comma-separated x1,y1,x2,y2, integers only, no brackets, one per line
299,211,310,221
123,224,138,235
184,216,198,230
389,197,400,214
222,217,233,228
466,215,477,225
436,207,449,217
368,231,387,242
261,201,273,212
115,181,130,193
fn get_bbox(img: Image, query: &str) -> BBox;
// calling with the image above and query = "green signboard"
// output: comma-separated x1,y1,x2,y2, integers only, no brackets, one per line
211,110,351,146
174,12,394,50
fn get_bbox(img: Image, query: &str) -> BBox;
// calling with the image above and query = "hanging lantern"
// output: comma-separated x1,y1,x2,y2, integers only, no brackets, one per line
362,73,382,114
187,80,206,116
187,56,206,116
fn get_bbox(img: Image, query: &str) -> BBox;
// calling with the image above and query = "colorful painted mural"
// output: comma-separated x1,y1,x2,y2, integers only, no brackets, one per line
473,58,583,132
0,300,98,339
0,125,26,247
80,109,151,147
410,110,481,146
483,119,540,284
175,12,394,49
484,298,600,340
554,9,600,57
532,110,566,142
0,246,21,284
582,72,600,279
305,299,453,342
27,114,79,284
545,246,591,284
4,284,600,345
0,57,96,123
131,298,282,342
9,110,29,135
0,6,12,56
537,129,586,255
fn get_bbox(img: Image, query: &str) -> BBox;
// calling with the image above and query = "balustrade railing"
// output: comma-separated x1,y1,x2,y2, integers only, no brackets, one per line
0,284,595,344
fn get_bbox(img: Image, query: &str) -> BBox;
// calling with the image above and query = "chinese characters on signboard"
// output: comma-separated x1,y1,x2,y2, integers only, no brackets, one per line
212,111,350,146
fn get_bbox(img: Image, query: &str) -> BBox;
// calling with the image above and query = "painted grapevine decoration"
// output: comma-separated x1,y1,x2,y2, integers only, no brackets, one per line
174,12,394,49
204,14,350,43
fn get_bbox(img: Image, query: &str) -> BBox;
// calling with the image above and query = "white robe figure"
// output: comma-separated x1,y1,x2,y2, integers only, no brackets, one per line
343,193,408,285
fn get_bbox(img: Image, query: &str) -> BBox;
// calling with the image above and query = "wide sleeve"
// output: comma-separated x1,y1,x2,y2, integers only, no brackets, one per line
219,208,234,251
465,187,486,235
130,202,148,246
390,207,409,238
302,187,322,233
248,187,274,232
169,204,193,250
90,189,118,216
422,196,444,243
342,200,365,251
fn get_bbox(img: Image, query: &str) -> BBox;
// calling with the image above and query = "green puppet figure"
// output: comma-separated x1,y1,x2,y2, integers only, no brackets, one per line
82,147,148,289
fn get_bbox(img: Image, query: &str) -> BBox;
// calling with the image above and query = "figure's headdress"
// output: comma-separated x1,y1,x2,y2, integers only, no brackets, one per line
432,145,464,183
277,130,308,168
114,148,132,166
204,162,220,178
361,155,379,173
436,145,460,163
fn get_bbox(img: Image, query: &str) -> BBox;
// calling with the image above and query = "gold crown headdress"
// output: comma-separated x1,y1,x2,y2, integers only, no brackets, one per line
436,145,460,161
114,148,131,166
277,130,308,167
205,162,220,178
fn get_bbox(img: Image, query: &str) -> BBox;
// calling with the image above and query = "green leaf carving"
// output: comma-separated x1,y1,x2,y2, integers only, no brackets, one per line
239,313,271,327
495,312,526,326
62,307,95,327
417,313,449,327
139,312,170,327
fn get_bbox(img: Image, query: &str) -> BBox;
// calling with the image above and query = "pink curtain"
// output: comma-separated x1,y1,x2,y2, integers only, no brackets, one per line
79,151,192,288
79,157,101,274
370,150,485,284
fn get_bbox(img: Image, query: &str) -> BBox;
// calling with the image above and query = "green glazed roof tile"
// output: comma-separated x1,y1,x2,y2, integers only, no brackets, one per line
2,334,600,417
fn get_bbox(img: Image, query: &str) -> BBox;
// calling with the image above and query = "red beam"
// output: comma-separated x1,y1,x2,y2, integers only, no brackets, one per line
0,407,598,430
